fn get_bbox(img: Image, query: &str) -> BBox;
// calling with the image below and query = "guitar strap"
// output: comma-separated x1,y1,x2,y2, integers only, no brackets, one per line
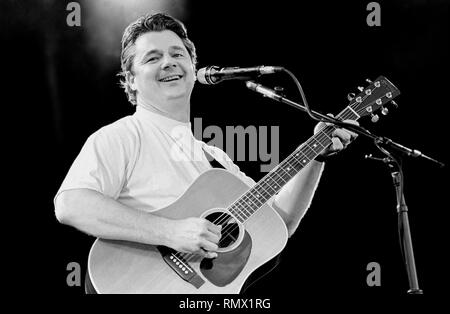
202,147,226,170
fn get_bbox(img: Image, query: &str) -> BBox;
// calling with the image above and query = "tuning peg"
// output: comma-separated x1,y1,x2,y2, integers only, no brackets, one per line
391,100,398,108
357,86,364,92
347,92,356,101
371,113,379,123
365,79,372,84
381,107,389,115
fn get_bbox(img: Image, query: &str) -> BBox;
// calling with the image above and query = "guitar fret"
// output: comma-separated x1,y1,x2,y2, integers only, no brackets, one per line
239,196,256,213
251,192,267,208
248,191,264,207
292,150,311,166
346,106,360,119
241,193,259,211
238,198,254,215
276,166,293,183
301,143,317,160
229,205,247,222
307,138,325,155
261,178,279,194
272,168,288,184
254,190,265,202
250,188,270,207
285,158,304,173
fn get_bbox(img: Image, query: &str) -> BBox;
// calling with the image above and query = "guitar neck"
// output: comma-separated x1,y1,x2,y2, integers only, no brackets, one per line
228,106,359,222
227,75,400,222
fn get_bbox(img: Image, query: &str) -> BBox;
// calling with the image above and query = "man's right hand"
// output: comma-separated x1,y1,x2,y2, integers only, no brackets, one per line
166,217,222,259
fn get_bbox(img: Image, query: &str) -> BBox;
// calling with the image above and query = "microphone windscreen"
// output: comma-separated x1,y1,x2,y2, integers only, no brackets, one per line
196,68,208,85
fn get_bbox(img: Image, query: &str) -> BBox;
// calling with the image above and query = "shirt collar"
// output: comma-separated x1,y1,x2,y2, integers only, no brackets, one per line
134,105,192,136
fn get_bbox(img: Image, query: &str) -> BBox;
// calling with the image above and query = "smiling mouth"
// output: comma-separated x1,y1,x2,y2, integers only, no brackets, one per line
159,74,183,82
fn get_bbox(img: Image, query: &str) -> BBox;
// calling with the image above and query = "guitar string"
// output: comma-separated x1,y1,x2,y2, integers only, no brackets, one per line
205,106,358,234
173,93,379,265
208,109,351,225
174,92,381,265
205,92,389,251
172,87,385,265
172,110,353,265
207,88,386,232
173,118,348,265
209,91,390,242
208,86,383,228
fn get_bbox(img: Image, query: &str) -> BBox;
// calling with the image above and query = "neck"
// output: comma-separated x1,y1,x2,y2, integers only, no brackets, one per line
136,97,190,122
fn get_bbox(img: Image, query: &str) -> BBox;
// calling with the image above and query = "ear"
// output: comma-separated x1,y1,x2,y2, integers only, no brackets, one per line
125,71,137,91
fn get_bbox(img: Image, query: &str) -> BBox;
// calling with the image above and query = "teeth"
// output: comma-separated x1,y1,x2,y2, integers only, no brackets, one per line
160,75,182,82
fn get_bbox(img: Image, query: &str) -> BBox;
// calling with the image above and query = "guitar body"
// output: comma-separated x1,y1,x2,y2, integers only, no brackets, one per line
88,169,289,294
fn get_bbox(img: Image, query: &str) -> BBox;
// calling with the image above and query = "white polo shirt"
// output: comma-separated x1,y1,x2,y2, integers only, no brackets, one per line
55,105,255,212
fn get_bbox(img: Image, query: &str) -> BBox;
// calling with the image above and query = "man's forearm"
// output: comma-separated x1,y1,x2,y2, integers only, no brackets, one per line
54,188,173,246
272,160,325,236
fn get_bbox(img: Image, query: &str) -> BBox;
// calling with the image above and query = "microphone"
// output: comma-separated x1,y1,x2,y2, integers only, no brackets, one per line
196,65,283,85
245,81,283,101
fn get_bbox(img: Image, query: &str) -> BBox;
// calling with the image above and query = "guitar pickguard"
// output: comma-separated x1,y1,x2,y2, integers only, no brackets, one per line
200,231,252,287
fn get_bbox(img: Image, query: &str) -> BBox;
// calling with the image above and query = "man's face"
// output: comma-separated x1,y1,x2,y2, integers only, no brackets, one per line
130,30,195,108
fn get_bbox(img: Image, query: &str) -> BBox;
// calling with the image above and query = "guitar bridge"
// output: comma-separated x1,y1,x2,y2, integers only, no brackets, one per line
157,246,205,289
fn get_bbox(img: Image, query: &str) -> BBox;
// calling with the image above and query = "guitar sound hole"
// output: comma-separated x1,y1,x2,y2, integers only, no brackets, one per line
205,212,240,249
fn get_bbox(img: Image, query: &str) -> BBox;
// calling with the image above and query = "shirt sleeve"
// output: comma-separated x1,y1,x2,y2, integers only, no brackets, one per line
54,125,133,204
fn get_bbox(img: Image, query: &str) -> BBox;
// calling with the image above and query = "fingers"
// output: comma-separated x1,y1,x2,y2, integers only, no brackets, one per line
313,115,360,158
204,229,221,244
193,237,219,259
330,137,344,152
206,220,222,237
196,248,218,259
203,220,221,245
199,220,222,258
332,128,351,145
171,217,225,259
342,119,359,126
200,238,219,253
314,114,359,136
341,119,359,139
331,119,359,147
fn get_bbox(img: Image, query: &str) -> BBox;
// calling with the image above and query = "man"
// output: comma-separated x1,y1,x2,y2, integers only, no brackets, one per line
55,13,356,267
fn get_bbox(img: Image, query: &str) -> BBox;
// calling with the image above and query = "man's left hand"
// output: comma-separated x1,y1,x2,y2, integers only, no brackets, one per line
314,117,359,158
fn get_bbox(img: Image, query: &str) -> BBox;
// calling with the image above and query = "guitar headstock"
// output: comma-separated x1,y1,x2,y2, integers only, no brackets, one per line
349,76,400,122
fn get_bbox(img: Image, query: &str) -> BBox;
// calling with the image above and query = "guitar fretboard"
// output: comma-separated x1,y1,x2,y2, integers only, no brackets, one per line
228,106,359,223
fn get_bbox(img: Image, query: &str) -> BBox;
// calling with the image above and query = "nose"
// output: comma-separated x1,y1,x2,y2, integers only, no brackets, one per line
161,54,177,70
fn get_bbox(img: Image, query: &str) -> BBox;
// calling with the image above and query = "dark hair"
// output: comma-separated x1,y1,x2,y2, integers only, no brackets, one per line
118,13,197,105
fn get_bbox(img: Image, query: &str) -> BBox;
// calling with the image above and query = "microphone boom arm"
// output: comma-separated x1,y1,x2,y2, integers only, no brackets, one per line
245,81,445,167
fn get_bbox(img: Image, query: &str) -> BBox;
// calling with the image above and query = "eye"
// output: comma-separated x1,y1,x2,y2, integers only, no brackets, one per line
173,52,184,58
147,56,159,63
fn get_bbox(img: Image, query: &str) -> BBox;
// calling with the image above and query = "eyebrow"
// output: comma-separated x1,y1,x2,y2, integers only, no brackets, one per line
170,45,186,52
141,45,187,61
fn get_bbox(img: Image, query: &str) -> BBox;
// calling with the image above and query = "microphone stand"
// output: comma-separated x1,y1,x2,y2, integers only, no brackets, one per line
367,143,423,294
245,80,445,294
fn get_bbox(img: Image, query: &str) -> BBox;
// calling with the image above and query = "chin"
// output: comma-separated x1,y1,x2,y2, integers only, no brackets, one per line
165,87,193,100
165,91,189,101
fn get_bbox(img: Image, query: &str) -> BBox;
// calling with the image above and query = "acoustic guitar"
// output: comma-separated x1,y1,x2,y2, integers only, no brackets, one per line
87,77,400,293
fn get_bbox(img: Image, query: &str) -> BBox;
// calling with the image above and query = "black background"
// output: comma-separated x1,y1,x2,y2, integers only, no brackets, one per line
2,0,448,300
